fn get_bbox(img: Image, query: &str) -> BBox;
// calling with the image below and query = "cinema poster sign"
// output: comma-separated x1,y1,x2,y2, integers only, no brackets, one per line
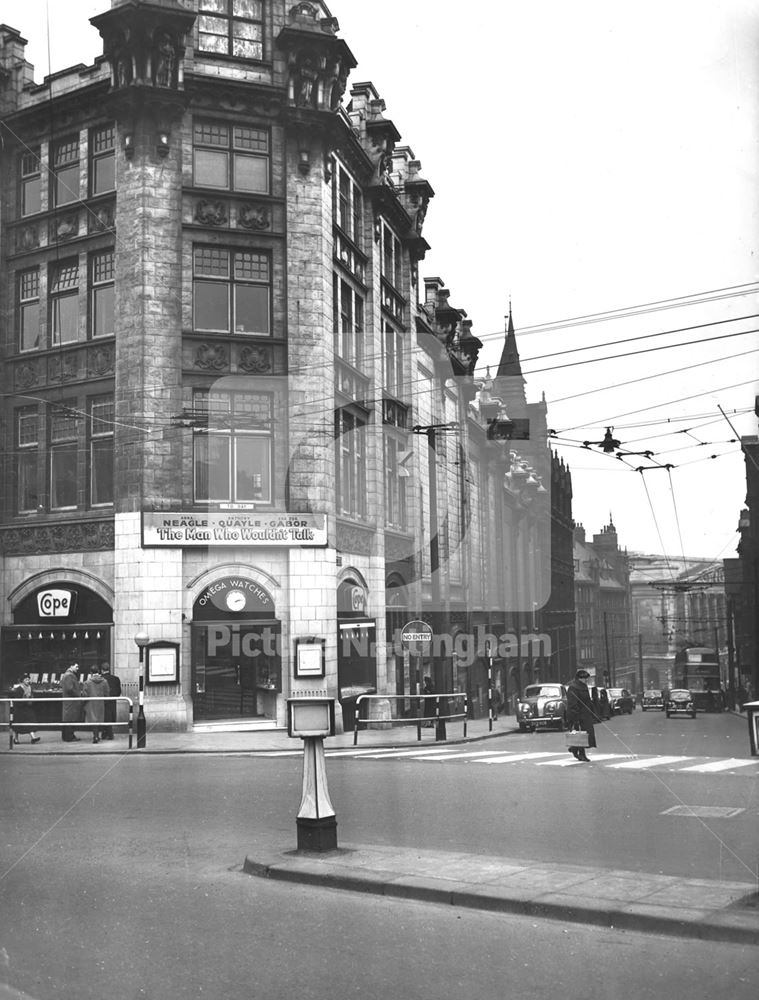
142,512,327,547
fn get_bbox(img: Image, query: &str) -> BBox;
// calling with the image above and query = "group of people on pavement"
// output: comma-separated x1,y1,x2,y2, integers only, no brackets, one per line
12,661,121,746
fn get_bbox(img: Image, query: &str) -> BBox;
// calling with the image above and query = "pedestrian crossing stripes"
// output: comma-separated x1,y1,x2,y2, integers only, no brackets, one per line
248,747,759,775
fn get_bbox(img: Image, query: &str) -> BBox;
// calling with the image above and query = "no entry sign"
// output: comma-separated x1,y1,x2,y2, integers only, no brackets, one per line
401,620,433,656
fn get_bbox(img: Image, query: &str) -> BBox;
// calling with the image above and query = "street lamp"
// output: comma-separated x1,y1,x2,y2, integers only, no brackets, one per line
134,630,149,748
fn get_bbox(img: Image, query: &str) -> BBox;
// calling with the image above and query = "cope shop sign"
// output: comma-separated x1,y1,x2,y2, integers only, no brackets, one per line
37,589,76,618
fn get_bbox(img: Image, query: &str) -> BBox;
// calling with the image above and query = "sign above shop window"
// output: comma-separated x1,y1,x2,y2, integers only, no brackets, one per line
193,577,275,618
36,588,77,618
142,512,327,547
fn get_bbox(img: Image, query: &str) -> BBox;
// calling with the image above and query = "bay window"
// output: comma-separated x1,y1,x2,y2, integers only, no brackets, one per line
20,149,41,217
89,396,114,506
193,121,269,193
193,246,270,334
53,136,80,207
193,389,272,504
50,260,80,345
18,268,40,353
49,402,79,510
90,124,116,196
16,407,39,513
198,1,264,60
335,407,366,519
90,250,115,338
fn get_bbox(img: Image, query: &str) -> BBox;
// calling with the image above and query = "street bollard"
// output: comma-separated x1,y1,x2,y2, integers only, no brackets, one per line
288,698,337,853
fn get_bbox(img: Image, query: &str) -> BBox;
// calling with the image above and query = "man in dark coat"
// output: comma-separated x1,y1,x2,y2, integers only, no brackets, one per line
566,669,599,762
99,661,121,740
60,663,82,742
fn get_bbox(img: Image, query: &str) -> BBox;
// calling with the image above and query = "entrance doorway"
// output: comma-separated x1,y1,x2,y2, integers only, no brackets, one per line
190,576,281,723
191,623,281,721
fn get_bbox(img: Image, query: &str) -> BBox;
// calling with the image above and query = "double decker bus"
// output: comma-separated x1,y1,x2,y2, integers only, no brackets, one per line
673,646,724,712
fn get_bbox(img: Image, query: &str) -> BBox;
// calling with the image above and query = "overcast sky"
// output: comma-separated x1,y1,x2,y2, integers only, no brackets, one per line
6,0,759,562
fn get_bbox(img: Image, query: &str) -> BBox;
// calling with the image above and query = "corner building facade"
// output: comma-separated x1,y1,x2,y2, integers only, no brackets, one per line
0,1,561,730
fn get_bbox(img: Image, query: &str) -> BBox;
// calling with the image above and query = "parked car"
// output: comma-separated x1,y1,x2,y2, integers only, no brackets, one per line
592,687,612,720
665,688,696,719
516,683,567,732
641,689,665,711
607,687,634,715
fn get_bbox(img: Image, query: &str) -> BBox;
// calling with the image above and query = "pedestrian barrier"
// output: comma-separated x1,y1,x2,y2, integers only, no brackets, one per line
353,693,468,746
2,696,135,750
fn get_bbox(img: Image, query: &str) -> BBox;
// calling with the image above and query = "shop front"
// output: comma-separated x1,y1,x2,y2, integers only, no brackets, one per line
190,576,281,724
1,581,113,692
0,580,113,726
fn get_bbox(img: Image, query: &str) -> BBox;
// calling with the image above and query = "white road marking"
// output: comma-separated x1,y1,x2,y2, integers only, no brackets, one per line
474,751,565,763
536,753,629,766
607,755,695,769
677,758,759,773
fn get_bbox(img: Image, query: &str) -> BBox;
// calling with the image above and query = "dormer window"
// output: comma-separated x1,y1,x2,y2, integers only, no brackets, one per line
198,1,264,60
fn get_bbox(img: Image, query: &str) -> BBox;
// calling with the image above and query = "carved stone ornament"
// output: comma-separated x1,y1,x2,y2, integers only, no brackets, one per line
0,520,115,556
16,226,39,252
194,199,228,227
238,345,272,374
194,343,228,371
336,520,374,556
89,204,115,233
88,345,115,377
50,214,79,243
237,203,271,231
91,3,195,93
48,354,79,383
14,363,40,389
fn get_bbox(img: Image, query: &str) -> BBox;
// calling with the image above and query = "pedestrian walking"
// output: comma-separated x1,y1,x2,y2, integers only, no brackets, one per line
83,665,110,745
60,663,82,742
11,673,41,744
99,661,121,740
566,668,598,762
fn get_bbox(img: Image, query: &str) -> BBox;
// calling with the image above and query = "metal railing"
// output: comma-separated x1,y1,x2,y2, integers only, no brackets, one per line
353,693,468,746
2,696,135,750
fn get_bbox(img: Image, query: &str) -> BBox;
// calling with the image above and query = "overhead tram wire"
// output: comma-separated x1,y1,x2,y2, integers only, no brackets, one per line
558,379,758,435
546,346,759,406
484,312,759,363
473,281,759,342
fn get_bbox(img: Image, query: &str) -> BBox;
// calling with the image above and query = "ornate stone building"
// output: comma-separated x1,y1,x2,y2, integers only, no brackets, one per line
0,1,560,730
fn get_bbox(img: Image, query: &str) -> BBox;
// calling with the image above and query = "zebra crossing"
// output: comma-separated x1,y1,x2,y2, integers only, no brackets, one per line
249,745,759,775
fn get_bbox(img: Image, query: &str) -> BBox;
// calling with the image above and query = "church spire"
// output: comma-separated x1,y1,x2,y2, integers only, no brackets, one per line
497,303,523,379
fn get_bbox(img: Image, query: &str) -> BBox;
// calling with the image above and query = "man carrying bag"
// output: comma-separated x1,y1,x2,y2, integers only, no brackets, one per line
566,669,598,762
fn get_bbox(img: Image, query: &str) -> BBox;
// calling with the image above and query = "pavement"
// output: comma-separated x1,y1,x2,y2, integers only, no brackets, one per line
4,713,759,946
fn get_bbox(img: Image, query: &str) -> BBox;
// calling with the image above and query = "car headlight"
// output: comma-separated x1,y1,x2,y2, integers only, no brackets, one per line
518,703,529,712
545,700,561,712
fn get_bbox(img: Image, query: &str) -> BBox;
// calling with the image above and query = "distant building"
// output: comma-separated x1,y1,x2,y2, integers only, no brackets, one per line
573,519,633,689
629,554,728,691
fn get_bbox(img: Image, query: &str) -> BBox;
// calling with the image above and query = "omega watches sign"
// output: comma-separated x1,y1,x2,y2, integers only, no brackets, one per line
36,589,77,618
142,512,327,547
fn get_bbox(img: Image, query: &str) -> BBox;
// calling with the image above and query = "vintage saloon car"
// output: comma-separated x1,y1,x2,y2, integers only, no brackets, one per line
665,688,697,718
517,683,568,732
641,689,665,711
607,687,634,715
